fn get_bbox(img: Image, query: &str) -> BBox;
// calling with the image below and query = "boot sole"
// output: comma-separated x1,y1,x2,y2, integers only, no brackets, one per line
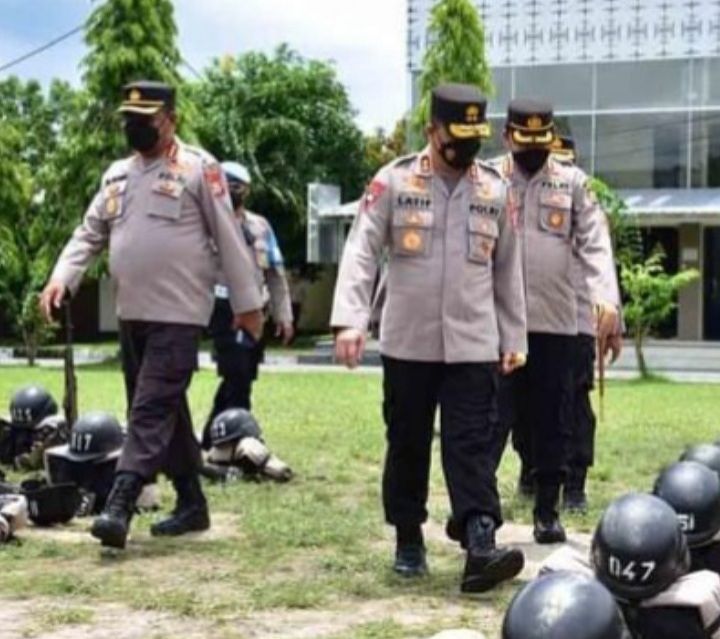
91,519,127,549
461,550,524,593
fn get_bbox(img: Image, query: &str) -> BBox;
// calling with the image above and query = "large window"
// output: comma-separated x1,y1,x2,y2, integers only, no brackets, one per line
690,111,720,187
595,113,688,188
488,67,512,116
555,115,592,172
514,64,593,111
596,60,691,110
692,59,720,109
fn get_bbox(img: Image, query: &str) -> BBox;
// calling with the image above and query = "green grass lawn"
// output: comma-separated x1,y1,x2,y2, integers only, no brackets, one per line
0,366,718,638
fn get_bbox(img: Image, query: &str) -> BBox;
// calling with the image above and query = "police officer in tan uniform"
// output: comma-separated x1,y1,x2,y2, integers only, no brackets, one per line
201,161,294,446
553,135,622,512
491,100,620,544
40,81,264,549
332,84,528,592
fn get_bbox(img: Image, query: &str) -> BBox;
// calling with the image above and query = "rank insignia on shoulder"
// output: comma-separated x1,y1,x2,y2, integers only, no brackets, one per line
204,163,227,198
361,179,387,213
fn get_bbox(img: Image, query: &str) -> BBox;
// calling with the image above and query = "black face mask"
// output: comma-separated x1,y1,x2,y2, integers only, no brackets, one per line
513,149,550,176
124,120,160,153
229,190,245,210
438,138,481,170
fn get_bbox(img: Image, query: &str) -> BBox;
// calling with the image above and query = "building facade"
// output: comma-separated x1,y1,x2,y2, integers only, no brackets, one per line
408,0,720,340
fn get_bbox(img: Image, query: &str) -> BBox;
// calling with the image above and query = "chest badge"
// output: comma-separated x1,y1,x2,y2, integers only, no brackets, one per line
402,229,423,253
549,211,565,229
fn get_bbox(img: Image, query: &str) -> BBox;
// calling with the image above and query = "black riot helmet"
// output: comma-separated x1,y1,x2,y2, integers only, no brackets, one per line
209,408,262,447
9,386,58,429
502,571,627,639
680,444,720,476
20,479,81,526
653,461,720,548
592,493,690,601
51,412,124,463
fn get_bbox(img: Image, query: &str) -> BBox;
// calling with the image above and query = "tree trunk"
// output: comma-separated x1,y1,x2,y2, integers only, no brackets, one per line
634,328,648,378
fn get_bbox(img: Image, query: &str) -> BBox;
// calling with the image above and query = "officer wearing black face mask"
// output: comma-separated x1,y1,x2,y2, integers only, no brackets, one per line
40,80,264,549
331,83,528,592
488,99,621,545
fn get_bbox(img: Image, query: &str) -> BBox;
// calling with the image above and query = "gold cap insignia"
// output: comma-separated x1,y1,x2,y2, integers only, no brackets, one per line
129,89,142,102
527,115,543,130
466,105,480,123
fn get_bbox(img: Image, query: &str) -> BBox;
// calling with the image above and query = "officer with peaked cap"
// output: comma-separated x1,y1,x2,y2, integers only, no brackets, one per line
490,99,620,544
331,83,527,592
201,161,294,447
40,80,264,549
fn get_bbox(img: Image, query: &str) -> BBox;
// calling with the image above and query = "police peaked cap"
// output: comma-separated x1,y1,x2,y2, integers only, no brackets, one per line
119,80,175,115
507,98,555,146
431,83,491,139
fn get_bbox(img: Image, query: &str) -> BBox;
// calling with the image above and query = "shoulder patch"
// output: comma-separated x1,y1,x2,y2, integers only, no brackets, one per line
203,162,228,198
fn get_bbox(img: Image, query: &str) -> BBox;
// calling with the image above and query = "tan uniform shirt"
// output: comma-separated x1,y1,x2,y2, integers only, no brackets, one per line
493,153,619,336
51,139,262,326
331,147,527,363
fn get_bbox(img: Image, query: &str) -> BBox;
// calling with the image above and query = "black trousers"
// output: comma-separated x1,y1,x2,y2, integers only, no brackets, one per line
201,298,263,450
381,355,502,529
621,603,708,639
118,321,202,480
569,333,597,471
494,333,575,483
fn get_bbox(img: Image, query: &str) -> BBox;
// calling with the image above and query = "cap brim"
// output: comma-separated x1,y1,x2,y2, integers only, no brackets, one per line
511,129,555,146
448,122,492,139
118,102,164,115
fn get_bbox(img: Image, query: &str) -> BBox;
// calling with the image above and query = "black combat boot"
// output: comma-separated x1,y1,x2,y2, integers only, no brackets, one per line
393,524,427,577
563,467,589,513
91,472,144,549
533,482,567,544
461,514,525,593
150,475,210,537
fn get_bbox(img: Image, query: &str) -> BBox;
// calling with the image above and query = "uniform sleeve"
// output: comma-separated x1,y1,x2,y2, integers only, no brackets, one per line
199,161,263,314
50,191,109,295
330,168,393,332
493,184,528,355
263,223,293,324
572,170,621,308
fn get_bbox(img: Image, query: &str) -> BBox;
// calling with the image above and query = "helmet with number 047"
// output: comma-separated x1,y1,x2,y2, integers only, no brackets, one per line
209,408,262,448
592,493,690,602
503,571,627,639
49,412,124,463
653,461,720,548
9,386,58,429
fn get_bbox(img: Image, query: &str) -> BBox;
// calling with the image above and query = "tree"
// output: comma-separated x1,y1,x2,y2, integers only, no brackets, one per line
0,79,78,363
193,46,366,264
621,251,699,378
364,118,409,177
411,0,494,143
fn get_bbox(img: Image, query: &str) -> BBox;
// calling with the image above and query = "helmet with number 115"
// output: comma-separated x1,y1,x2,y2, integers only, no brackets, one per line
591,493,690,602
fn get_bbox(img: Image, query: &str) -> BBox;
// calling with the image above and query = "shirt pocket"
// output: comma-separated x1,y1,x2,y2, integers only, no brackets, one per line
539,191,572,238
391,209,434,258
467,215,498,265
148,180,184,221
99,181,128,223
